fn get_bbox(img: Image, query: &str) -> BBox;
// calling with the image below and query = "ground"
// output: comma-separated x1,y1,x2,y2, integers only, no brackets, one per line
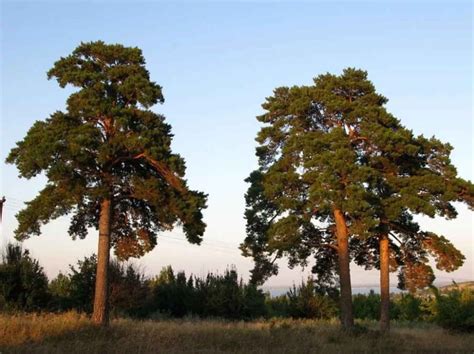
1,312,473,353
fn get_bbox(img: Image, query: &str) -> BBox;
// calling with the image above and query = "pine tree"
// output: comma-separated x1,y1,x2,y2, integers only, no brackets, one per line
341,92,474,331
243,68,473,331
6,41,207,325
245,69,399,329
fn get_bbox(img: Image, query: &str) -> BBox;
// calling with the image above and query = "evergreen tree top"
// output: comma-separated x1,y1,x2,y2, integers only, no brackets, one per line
242,68,473,286
7,41,207,260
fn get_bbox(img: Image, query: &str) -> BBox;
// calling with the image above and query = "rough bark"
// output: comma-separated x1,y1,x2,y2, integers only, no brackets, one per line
333,208,354,330
92,198,112,326
379,233,390,332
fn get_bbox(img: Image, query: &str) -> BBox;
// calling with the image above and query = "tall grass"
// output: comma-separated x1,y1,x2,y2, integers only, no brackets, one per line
1,312,473,353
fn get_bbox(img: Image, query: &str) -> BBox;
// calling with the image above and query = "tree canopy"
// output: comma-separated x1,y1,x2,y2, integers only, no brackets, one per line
6,41,207,325
242,68,473,329
7,41,207,260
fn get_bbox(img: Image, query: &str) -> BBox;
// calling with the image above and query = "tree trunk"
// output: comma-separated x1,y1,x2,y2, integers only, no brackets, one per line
333,208,354,330
379,233,390,332
92,198,111,326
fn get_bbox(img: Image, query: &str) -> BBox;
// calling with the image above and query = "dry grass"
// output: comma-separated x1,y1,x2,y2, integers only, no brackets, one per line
1,312,473,353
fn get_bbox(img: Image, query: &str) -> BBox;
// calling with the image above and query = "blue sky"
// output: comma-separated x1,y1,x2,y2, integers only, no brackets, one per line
1,1,472,287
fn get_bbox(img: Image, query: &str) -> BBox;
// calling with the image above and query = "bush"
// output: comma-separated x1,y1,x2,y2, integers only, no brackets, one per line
265,295,290,318
109,260,150,318
242,283,267,318
47,259,268,320
396,293,424,321
353,290,380,320
286,277,338,319
0,243,49,311
67,255,97,313
50,255,150,317
150,266,267,320
433,287,474,332
49,272,72,311
149,266,194,318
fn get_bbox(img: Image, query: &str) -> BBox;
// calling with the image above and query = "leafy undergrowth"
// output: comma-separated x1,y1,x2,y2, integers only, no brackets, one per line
1,312,473,353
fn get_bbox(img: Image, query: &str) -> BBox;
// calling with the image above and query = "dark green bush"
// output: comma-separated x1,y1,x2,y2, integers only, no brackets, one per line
286,277,338,319
149,266,194,318
48,272,72,311
396,293,424,321
352,290,401,321
353,290,380,320
50,255,150,317
265,295,290,318
151,266,267,320
433,287,474,332
0,243,49,311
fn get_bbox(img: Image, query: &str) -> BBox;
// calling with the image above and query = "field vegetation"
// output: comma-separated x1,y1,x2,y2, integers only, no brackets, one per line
2,312,474,354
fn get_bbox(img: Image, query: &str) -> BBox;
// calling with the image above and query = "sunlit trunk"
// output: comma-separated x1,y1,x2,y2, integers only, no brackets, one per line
92,198,111,326
333,208,354,330
380,233,390,332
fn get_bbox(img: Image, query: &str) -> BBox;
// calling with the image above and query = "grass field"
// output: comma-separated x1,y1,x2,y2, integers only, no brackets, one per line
1,312,473,353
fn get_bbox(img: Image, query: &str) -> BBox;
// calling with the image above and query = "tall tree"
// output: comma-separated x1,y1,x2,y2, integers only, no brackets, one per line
245,70,399,329
242,68,473,331
244,77,380,329
6,41,207,325
345,98,473,331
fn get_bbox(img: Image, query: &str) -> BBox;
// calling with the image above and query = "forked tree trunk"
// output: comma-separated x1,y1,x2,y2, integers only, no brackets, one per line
379,233,390,332
333,208,354,330
92,198,112,326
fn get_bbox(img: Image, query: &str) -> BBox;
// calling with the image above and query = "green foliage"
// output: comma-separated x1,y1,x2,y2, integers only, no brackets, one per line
6,41,207,260
432,286,474,332
67,255,97,313
352,291,380,320
265,295,290,318
240,171,280,285
397,263,435,294
243,67,472,297
287,277,338,319
149,266,194,318
49,255,149,317
4,244,474,329
396,294,424,321
0,243,49,311
352,291,427,322
150,266,267,320
48,272,72,311
109,259,150,317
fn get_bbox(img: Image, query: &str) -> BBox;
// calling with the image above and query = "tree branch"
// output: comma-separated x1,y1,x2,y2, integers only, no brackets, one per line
322,243,339,252
389,232,403,245
110,152,185,192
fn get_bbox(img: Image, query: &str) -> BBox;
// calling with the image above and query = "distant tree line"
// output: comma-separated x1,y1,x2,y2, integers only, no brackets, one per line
1,243,472,332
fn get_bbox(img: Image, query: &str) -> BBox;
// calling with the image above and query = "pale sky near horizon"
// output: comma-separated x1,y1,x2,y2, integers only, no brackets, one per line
1,1,472,288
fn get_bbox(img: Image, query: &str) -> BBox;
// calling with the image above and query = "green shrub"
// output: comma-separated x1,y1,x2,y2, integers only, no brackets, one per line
353,290,380,320
150,266,267,320
0,243,50,311
397,293,424,321
48,272,72,311
265,295,290,318
433,287,474,332
287,277,338,319
52,255,150,317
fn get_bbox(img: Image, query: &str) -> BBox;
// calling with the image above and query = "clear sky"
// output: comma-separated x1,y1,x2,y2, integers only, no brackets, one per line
1,1,472,288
